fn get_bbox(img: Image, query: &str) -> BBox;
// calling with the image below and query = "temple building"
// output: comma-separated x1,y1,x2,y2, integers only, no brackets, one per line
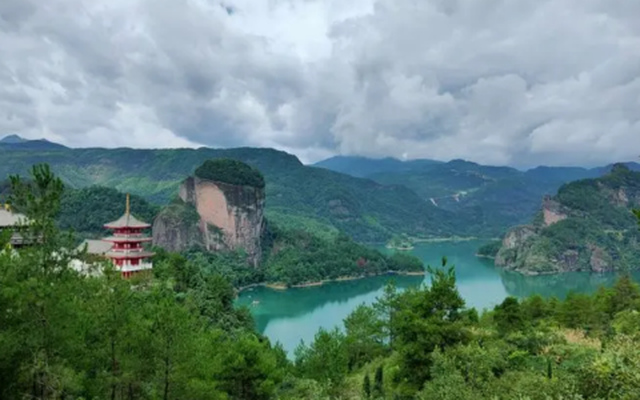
0,204,29,248
102,194,154,278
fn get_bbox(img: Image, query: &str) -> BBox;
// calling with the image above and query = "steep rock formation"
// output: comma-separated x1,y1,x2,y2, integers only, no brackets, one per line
541,196,567,227
152,201,203,252
495,164,640,275
153,160,266,266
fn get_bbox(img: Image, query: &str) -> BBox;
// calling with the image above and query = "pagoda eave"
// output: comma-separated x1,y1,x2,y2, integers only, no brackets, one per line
102,236,153,243
105,251,155,259
103,223,151,229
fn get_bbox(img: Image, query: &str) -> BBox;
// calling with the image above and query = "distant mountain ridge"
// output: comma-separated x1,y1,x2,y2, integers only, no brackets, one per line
315,155,640,236
314,155,640,178
0,134,68,151
314,155,442,178
0,135,28,144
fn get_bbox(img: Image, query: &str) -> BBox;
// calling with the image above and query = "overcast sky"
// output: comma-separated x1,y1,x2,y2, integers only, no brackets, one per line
1,0,639,166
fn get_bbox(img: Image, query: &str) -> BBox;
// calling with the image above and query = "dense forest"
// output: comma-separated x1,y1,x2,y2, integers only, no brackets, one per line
2,164,640,399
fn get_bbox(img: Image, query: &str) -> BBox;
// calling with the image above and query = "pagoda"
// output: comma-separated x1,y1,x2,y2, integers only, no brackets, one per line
102,194,154,278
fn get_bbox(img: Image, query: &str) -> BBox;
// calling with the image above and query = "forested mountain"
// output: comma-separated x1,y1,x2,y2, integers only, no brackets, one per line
317,155,640,236
0,143,459,241
495,164,640,274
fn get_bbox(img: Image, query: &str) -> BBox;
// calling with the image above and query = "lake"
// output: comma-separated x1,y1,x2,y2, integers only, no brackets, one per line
236,240,638,355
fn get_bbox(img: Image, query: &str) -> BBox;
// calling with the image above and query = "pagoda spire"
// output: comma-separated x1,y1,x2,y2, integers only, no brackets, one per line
126,193,130,215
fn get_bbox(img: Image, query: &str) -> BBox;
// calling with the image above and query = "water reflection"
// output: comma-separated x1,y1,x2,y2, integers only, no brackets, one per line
499,269,640,299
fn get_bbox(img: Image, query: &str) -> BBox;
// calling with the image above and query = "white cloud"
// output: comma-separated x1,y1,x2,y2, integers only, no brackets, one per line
0,0,639,166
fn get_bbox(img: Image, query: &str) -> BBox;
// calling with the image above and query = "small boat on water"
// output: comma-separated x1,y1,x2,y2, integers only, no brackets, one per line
251,300,260,306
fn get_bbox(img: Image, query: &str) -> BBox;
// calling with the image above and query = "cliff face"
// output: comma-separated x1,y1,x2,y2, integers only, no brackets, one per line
152,200,203,252
495,165,640,275
153,174,266,266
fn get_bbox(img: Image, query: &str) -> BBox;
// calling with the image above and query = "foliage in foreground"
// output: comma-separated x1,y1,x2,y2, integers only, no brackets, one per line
0,165,283,400
293,265,640,399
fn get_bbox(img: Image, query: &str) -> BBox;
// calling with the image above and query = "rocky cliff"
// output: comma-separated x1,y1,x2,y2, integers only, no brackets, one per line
495,164,640,275
153,160,266,266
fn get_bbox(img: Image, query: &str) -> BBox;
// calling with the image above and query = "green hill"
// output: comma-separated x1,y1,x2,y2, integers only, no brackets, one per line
0,147,459,242
495,164,640,274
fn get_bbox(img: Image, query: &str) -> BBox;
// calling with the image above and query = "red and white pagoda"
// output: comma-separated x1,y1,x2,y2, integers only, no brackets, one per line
102,194,154,278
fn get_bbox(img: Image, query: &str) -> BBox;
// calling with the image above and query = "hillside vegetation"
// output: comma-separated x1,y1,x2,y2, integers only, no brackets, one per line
0,146,458,242
195,159,266,188
496,164,640,274
317,156,640,237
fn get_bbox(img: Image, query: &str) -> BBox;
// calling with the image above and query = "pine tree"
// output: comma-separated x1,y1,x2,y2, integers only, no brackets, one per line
373,280,398,350
362,374,371,399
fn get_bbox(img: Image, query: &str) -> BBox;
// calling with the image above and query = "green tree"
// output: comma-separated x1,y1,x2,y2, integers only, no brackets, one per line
214,333,283,400
521,294,550,322
343,304,385,369
1,164,85,398
394,258,469,389
608,274,640,315
373,280,399,349
295,328,348,389
558,292,596,330
493,297,525,335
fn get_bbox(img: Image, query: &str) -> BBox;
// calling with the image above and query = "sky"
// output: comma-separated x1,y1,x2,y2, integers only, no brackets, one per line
1,0,639,167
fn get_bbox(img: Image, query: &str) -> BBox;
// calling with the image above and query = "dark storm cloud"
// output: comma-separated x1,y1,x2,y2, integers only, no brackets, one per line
0,0,638,165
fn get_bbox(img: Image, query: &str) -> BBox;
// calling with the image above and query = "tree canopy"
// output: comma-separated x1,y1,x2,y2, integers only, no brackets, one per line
195,159,266,188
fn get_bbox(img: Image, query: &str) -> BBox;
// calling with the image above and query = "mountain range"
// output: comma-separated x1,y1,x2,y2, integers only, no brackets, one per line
0,136,454,242
315,155,640,236
2,135,638,242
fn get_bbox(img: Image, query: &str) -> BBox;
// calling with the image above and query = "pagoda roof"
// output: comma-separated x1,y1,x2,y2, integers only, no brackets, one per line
105,250,155,259
104,213,151,229
102,236,152,243
0,209,27,227
78,239,113,255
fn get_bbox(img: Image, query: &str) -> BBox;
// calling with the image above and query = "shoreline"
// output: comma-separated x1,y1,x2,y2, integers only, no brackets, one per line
410,236,499,243
236,270,426,294
385,245,415,251
475,254,496,260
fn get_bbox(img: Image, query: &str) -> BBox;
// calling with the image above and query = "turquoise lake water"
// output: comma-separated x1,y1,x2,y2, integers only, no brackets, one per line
236,240,637,355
